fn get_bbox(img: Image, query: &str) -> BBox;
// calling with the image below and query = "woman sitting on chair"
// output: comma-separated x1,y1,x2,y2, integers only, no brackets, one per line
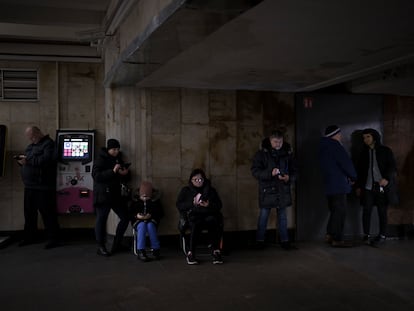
130,181,163,262
176,168,223,265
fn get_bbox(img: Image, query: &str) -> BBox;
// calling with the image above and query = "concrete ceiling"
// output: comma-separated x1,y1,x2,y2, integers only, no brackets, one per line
0,0,113,62
1,0,414,95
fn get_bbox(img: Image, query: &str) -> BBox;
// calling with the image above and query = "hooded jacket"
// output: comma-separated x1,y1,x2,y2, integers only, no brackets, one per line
356,129,399,205
251,138,296,208
319,136,356,196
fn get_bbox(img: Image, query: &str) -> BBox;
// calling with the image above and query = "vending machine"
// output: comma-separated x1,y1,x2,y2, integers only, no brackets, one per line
56,130,95,214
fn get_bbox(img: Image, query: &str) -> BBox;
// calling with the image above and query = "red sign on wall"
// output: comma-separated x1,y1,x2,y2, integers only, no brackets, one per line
303,97,313,108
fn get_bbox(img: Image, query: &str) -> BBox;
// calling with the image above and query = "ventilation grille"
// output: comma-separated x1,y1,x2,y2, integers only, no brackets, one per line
0,69,38,101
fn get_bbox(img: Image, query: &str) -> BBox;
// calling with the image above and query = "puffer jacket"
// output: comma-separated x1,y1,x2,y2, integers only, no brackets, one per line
92,147,129,207
21,134,57,191
176,179,222,220
251,138,297,208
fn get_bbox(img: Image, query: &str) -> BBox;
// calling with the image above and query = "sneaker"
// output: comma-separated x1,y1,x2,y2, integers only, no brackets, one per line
151,249,161,260
363,234,371,245
186,251,199,265
137,249,150,262
212,250,223,264
370,235,386,248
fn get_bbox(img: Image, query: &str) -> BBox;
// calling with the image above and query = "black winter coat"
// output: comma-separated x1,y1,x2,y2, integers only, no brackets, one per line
176,179,222,221
92,147,129,206
20,134,57,191
251,138,296,208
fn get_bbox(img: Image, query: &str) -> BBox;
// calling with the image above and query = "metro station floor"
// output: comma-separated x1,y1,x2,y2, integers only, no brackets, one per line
1,235,414,311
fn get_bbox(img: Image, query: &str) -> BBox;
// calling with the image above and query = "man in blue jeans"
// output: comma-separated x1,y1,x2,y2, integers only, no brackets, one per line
319,125,357,247
251,130,297,250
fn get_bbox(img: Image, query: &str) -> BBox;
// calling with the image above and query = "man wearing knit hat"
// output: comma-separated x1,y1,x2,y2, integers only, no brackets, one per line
319,125,357,247
92,138,130,256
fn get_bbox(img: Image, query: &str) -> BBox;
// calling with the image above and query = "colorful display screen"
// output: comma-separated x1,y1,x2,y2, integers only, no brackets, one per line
59,134,92,161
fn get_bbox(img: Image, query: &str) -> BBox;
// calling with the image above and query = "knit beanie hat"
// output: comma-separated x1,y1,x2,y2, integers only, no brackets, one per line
107,138,120,150
324,125,341,137
139,181,153,197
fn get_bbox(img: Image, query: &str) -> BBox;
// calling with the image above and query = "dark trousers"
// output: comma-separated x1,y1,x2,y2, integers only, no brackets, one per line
362,190,387,236
326,194,347,241
23,188,60,242
95,202,129,246
189,215,221,254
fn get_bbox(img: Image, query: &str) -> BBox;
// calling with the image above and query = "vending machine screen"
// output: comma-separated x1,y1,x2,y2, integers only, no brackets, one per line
59,134,92,162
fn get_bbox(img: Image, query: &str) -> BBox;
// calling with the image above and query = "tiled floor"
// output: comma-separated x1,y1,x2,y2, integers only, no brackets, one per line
1,236,414,311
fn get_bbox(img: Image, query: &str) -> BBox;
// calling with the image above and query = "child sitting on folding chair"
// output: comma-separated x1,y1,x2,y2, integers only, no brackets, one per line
130,181,163,262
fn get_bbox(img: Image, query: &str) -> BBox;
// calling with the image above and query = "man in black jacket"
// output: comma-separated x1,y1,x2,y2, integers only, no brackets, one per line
356,128,399,247
92,139,130,256
251,130,297,250
16,126,61,249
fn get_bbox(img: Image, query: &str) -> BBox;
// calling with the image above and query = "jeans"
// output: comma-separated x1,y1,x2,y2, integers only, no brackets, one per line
136,221,160,250
256,207,288,242
326,194,347,241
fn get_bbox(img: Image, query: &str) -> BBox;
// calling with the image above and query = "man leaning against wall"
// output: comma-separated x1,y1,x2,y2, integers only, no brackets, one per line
15,126,61,249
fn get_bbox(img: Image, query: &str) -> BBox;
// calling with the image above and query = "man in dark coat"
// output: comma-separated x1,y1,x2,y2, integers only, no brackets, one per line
16,126,61,249
251,130,297,250
319,125,357,247
92,139,130,256
356,128,399,247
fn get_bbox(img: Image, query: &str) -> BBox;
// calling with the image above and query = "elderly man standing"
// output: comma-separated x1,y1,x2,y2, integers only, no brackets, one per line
319,125,357,247
251,129,297,250
16,126,61,249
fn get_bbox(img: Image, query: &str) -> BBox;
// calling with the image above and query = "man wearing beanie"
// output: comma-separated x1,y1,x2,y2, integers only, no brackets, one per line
92,138,130,256
319,125,357,247
106,138,120,150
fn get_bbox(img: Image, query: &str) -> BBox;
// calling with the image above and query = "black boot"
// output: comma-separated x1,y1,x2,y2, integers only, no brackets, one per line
97,245,110,257
137,249,150,262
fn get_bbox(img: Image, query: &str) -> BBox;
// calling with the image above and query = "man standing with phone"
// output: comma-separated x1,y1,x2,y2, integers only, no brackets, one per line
251,129,297,250
16,126,61,249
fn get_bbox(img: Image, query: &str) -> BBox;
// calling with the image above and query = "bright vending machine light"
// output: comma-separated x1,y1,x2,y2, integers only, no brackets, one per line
56,130,95,214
